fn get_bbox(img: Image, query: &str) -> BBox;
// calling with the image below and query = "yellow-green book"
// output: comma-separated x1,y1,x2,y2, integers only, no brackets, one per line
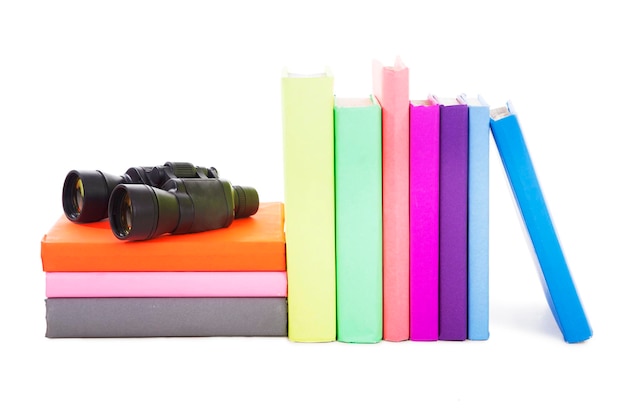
334,96,382,343
281,68,336,342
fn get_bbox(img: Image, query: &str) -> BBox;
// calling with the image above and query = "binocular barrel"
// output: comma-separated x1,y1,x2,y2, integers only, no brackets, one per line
61,162,258,241
62,170,124,223
108,178,259,241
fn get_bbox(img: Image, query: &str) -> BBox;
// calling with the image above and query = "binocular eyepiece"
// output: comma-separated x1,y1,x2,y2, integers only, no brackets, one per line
62,162,259,241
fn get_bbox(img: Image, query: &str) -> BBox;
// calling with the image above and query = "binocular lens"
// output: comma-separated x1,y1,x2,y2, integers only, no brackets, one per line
72,178,84,215
116,190,133,237
63,173,84,220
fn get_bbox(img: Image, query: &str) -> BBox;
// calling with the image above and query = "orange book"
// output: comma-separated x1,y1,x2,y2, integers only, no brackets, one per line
41,202,286,272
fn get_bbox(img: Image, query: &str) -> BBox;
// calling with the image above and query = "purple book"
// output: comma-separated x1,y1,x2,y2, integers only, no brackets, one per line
430,95,469,341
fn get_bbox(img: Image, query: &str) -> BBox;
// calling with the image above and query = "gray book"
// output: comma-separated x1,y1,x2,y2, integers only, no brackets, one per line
46,297,287,338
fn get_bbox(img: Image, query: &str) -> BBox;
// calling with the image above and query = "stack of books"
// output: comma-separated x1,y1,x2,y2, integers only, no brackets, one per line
281,58,592,344
41,202,287,338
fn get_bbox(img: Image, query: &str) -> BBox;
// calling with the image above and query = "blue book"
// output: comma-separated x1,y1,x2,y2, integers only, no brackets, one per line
459,94,490,341
489,102,592,343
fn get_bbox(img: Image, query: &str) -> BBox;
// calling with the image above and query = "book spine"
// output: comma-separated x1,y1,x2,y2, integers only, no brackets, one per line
45,271,287,298
281,72,336,342
45,297,288,338
40,203,286,272
438,103,469,341
334,97,383,343
467,103,491,340
373,61,410,341
409,102,440,341
490,111,592,343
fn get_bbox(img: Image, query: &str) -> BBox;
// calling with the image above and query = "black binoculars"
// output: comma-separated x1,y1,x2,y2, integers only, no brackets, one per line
62,162,259,241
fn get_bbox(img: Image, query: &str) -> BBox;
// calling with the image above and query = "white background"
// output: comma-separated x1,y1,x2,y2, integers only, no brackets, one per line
1,1,624,415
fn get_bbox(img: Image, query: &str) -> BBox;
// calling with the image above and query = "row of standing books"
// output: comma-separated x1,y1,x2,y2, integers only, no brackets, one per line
282,58,487,343
282,57,592,343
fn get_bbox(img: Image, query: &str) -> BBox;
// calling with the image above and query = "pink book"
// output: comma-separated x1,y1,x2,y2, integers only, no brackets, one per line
372,57,410,341
409,99,440,341
46,271,287,298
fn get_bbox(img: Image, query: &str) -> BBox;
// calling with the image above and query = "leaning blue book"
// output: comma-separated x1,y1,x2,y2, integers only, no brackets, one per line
489,102,592,343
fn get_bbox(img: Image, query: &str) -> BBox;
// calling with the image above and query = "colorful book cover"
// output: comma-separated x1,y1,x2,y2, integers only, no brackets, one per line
409,99,440,341
45,297,288,338
334,96,383,343
430,95,469,341
281,68,336,342
41,202,286,272
490,102,592,343
372,57,410,341
459,94,490,341
46,271,287,298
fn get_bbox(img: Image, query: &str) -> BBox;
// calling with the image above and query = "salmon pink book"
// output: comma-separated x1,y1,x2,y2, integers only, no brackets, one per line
372,57,410,341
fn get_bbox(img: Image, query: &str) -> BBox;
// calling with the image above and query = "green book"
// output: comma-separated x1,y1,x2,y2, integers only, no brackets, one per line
334,96,383,343
281,68,336,342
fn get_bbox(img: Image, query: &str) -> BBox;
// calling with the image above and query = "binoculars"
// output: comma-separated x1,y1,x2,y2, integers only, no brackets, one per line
62,162,259,241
